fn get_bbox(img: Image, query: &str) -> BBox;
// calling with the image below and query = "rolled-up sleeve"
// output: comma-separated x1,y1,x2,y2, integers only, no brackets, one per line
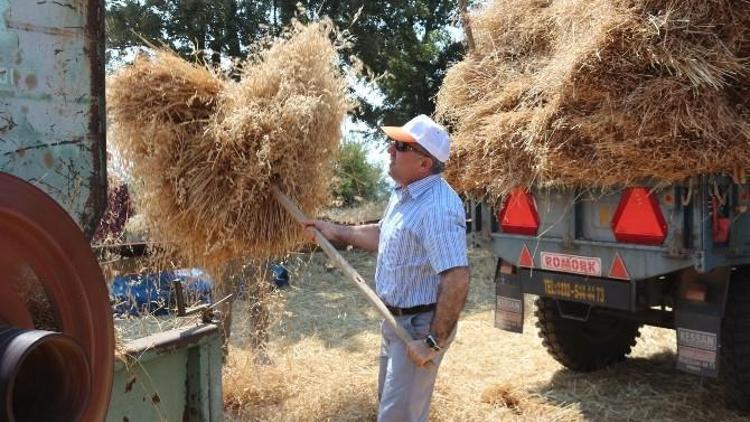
421,203,468,274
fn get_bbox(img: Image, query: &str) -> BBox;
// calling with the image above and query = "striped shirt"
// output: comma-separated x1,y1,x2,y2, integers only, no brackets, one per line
375,174,468,308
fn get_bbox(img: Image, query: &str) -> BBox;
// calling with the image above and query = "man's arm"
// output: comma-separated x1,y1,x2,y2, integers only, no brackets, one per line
430,266,470,347
303,221,380,253
406,265,470,367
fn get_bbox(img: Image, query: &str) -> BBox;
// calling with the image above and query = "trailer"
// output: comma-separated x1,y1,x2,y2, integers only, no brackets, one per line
469,175,750,410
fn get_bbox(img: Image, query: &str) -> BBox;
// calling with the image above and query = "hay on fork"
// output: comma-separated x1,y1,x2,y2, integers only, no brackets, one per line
436,0,750,199
107,20,352,276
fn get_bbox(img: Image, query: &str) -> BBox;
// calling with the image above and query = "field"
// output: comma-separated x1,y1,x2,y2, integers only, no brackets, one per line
222,247,750,421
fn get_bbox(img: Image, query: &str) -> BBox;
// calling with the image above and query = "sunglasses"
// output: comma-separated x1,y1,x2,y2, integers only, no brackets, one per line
391,140,427,155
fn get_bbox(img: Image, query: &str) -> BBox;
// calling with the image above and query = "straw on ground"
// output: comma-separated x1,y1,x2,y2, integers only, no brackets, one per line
222,247,749,421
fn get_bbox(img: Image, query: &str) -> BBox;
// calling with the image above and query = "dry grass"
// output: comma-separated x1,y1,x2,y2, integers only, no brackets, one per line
222,247,749,421
107,20,353,276
436,0,750,199
319,201,387,225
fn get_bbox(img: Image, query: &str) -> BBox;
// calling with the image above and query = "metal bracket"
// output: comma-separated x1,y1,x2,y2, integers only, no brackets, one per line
172,279,233,324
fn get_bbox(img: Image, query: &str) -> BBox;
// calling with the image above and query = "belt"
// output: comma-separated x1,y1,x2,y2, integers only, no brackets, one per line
385,303,436,316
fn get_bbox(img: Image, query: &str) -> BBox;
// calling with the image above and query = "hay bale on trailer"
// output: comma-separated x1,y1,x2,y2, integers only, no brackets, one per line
436,0,750,199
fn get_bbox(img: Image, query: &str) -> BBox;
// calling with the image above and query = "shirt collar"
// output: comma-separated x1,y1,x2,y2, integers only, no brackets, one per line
394,174,441,201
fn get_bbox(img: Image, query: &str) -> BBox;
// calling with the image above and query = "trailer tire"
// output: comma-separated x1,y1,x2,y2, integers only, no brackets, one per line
720,275,750,412
535,297,641,371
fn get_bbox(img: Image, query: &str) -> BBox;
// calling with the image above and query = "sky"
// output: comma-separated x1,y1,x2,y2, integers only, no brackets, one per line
343,118,390,174
343,71,391,174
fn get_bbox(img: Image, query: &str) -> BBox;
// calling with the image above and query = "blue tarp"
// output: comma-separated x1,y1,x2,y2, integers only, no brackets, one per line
110,264,289,316
110,268,213,317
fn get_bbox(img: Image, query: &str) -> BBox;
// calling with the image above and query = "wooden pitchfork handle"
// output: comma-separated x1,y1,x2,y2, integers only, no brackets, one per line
271,185,415,346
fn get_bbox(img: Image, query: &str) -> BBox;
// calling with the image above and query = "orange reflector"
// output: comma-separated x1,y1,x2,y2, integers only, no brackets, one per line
518,245,534,268
685,285,707,302
608,253,630,280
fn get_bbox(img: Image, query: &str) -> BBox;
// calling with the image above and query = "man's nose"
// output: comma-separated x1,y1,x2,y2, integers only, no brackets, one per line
387,143,396,155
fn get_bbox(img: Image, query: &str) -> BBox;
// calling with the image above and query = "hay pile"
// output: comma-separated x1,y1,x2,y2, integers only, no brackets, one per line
108,21,352,272
436,0,750,198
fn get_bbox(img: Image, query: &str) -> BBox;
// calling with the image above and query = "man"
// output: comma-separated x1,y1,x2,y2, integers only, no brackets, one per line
304,114,470,421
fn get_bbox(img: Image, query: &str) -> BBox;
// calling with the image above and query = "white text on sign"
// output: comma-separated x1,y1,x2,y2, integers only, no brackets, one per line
540,252,602,277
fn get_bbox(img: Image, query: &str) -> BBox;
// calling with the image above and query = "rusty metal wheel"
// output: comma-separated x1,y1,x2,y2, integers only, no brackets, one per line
0,173,113,421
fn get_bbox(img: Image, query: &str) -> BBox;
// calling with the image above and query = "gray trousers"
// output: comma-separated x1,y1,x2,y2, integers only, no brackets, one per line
377,311,455,422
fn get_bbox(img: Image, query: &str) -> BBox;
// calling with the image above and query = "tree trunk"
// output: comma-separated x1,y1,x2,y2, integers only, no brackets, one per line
458,0,475,51
224,0,242,58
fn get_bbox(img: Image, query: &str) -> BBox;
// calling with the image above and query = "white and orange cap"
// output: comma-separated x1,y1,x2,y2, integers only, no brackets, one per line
381,114,451,163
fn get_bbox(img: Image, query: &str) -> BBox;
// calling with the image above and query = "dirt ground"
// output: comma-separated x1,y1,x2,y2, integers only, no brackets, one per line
223,247,750,421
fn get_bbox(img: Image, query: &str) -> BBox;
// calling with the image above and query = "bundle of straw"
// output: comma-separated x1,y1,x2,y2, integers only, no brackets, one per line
436,0,750,199
108,20,352,273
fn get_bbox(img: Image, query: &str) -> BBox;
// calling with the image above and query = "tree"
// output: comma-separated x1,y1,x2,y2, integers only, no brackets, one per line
106,0,259,66
332,141,387,207
105,0,465,128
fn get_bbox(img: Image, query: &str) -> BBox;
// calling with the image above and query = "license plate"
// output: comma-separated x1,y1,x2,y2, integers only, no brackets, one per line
542,278,607,304
540,252,601,277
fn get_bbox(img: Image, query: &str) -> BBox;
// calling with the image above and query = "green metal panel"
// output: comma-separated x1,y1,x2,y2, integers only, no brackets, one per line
107,324,225,422
0,0,107,238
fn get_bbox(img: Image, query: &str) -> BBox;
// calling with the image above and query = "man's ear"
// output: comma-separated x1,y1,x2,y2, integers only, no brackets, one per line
420,156,433,173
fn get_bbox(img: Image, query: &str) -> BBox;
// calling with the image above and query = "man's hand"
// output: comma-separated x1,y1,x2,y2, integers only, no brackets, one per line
301,220,340,243
300,221,380,252
406,339,438,368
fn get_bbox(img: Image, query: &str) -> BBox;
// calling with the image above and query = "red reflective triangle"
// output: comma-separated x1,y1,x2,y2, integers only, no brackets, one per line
500,188,540,236
611,188,667,245
518,244,534,268
609,253,630,281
